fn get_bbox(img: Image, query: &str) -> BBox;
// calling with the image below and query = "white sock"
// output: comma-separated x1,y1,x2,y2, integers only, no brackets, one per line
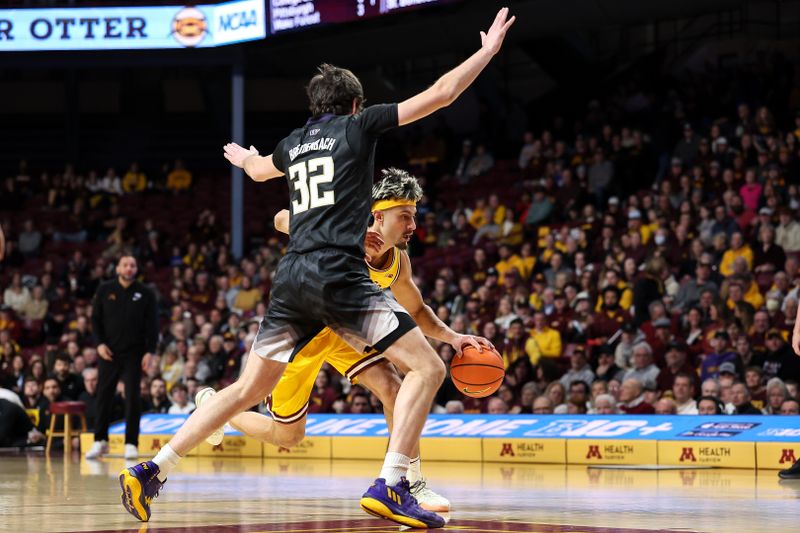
407,456,423,484
152,443,181,482
379,452,410,486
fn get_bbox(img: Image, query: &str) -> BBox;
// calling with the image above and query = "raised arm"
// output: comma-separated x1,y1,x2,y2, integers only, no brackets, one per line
223,143,284,182
397,7,515,126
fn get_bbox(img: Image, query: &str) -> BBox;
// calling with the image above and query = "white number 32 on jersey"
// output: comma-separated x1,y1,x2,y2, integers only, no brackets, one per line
288,156,335,214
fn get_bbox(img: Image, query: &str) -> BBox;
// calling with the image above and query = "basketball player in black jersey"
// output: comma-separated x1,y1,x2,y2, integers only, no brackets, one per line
120,8,515,529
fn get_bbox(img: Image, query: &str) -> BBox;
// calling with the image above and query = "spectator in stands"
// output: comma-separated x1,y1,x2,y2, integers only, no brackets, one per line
732,382,762,415
673,124,699,167
525,311,561,364
697,396,725,415
594,345,625,382
753,225,786,274
776,208,800,253
623,342,660,389
673,255,718,312
780,398,800,415
654,398,677,415
518,131,536,169
672,373,698,414
701,331,738,381
765,378,789,415
632,258,667,325
657,342,696,392
744,366,766,410
545,381,566,412
454,139,473,183
21,286,48,321
618,378,655,414
559,346,595,389
511,382,538,414
762,329,800,381
17,219,42,258
524,188,553,228
78,367,98,430
487,397,509,414
4,274,30,314
445,400,465,414
167,383,195,414
99,167,123,195
349,392,372,414
465,144,494,178
147,377,171,414
720,232,753,277
51,354,83,401
122,162,147,193
593,393,617,414
499,318,526,368
532,396,554,414
166,159,192,193
588,149,614,207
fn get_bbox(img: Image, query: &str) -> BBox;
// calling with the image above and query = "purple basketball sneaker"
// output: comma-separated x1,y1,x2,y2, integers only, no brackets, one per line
360,477,445,529
119,461,164,522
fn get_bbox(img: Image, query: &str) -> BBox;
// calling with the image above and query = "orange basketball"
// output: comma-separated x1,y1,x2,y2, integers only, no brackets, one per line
450,345,505,398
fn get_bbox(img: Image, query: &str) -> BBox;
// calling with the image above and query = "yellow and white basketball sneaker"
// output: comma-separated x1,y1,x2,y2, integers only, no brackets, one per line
194,387,225,446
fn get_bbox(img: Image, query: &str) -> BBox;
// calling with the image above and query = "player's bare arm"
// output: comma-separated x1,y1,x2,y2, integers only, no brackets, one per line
391,251,493,355
0,224,5,261
397,7,515,126
223,143,284,182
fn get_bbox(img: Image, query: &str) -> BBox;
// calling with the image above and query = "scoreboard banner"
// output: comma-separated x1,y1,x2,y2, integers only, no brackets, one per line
269,0,460,34
0,0,266,51
110,414,800,442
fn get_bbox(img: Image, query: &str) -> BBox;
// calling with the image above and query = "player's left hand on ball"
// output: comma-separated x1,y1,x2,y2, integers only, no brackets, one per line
223,142,259,168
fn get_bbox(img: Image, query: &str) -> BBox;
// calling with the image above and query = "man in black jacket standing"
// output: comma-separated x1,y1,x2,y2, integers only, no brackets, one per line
86,255,157,460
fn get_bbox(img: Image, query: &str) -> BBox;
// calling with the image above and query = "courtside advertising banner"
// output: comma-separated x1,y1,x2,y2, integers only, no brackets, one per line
113,414,800,442
0,0,266,51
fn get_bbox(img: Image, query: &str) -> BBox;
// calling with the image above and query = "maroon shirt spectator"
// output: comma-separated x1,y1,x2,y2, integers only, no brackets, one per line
618,378,655,414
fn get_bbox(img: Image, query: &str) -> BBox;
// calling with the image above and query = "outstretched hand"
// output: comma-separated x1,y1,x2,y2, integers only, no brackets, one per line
480,7,516,57
223,143,259,168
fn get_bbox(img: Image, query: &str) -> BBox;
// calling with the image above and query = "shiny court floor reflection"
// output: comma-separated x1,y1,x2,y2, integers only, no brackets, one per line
1,454,798,532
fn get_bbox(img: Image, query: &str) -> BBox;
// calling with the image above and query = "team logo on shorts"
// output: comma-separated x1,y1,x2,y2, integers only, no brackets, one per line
172,6,208,47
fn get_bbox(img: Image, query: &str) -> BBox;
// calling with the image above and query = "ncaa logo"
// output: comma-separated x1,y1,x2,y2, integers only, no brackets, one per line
172,6,208,47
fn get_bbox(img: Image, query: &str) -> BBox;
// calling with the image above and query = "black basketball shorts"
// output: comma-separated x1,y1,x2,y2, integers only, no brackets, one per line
252,248,416,363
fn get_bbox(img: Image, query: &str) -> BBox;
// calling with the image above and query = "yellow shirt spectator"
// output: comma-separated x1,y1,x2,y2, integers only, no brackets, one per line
720,241,754,276
469,206,488,229
525,327,562,365
167,162,192,192
122,164,147,193
234,280,262,312
743,280,764,309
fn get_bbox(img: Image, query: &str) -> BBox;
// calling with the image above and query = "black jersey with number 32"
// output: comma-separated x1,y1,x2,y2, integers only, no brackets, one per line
271,104,398,255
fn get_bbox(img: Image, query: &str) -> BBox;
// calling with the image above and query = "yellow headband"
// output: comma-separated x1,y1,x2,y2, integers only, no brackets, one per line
371,199,417,212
